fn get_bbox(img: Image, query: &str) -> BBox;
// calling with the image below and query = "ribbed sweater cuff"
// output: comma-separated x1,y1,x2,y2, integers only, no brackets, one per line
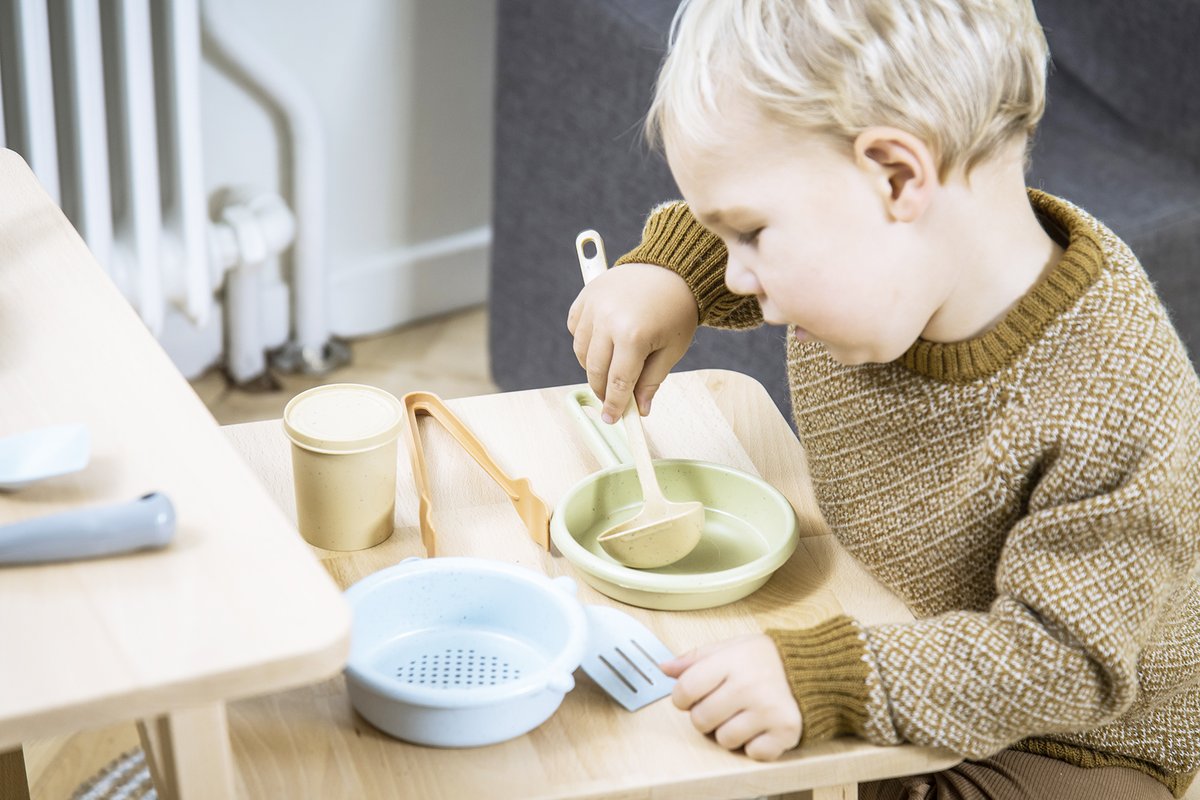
768,616,872,744
614,202,736,326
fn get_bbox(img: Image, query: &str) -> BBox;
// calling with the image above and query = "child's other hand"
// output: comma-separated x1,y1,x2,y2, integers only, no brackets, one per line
661,634,802,761
566,263,698,423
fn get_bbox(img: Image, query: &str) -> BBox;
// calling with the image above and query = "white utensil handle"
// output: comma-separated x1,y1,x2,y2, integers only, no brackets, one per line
622,401,667,508
0,492,176,564
575,229,609,284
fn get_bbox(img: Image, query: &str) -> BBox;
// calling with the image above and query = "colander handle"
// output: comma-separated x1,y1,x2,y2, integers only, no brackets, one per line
547,671,576,694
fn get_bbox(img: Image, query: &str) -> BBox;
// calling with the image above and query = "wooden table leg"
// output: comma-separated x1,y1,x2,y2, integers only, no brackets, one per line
0,747,31,800
137,703,236,800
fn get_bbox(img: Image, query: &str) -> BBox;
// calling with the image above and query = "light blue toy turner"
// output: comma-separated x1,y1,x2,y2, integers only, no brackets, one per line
579,604,676,711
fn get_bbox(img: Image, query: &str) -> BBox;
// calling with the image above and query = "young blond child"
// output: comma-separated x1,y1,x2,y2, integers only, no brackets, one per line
566,1,1200,797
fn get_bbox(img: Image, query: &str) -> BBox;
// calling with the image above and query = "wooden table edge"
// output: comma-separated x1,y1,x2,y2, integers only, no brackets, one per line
0,620,349,751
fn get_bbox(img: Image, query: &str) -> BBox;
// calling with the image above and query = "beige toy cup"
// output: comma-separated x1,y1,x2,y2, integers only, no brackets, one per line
283,383,405,551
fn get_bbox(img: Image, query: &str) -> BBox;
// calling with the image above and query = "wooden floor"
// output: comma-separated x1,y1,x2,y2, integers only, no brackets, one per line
21,305,497,798
193,304,497,425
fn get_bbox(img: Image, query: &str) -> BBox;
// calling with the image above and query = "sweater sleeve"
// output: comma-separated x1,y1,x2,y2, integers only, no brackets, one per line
614,201,764,330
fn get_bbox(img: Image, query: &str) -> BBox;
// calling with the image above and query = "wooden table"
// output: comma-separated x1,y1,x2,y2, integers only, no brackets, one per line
222,369,959,799
0,149,350,799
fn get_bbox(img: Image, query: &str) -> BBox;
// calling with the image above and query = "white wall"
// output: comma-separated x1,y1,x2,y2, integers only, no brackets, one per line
200,0,496,341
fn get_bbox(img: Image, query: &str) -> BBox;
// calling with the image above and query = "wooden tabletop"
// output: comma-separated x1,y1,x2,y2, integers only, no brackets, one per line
0,148,349,751
222,369,959,799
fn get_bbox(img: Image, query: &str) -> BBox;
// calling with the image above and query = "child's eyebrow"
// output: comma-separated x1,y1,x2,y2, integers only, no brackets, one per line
696,206,757,228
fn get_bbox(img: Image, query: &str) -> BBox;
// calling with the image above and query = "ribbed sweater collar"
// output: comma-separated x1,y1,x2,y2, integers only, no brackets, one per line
899,189,1105,383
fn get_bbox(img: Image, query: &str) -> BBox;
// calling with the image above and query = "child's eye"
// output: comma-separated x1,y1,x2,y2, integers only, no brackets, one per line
736,228,763,246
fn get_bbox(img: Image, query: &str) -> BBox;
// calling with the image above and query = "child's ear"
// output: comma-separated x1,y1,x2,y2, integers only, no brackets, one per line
853,128,938,222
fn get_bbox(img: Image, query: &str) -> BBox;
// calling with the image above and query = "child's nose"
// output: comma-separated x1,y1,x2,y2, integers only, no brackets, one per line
724,255,761,296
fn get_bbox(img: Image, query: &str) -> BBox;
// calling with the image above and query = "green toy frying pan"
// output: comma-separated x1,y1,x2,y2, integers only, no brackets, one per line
550,389,799,610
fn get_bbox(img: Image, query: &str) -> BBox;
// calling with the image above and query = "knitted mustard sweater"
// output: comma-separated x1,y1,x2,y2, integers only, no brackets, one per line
616,190,1200,797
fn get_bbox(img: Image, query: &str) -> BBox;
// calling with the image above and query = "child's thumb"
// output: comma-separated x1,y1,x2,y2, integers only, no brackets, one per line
659,649,701,677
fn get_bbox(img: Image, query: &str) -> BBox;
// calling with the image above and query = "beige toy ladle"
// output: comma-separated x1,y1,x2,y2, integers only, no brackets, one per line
574,230,704,569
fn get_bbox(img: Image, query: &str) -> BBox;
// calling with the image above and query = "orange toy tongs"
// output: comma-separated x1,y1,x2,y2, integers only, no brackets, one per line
402,391,551,557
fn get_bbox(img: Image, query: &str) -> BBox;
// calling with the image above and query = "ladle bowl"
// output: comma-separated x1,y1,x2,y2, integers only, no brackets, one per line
593,399,704,568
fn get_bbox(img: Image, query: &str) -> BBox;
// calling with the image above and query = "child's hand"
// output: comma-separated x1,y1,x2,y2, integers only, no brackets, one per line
566,263,698,423
661,634,802,761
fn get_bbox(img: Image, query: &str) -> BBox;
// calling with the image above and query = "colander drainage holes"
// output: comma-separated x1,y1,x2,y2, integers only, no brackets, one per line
396,648,522,688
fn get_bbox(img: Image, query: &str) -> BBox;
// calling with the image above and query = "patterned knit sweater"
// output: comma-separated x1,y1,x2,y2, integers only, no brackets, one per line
616,190,1200,797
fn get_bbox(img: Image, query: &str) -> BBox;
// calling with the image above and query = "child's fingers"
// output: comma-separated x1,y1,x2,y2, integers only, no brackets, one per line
584,338,615,405
667,647,732,711
566,294,584,335
709,708,801,761
712,709,760,751
633,348,675,416
659,651,700,677
572,330,591,374
602,343,652,423
743,729,798,762
686,683,743,735
659,638,729,678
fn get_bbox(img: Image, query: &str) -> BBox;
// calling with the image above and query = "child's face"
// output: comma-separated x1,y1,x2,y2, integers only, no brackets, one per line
666,112,951,365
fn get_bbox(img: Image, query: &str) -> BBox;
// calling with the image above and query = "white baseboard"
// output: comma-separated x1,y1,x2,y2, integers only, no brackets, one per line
158,228,491,378
329,227,491,338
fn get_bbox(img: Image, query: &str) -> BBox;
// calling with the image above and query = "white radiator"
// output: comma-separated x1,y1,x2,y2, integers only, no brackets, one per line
0,0,211,335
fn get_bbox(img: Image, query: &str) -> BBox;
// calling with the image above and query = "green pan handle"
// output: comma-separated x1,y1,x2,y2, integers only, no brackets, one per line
565,388,632,469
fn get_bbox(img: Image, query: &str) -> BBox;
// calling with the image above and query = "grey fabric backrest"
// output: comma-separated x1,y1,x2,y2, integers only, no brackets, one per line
1034,1,1200,167
1029,1,1200,361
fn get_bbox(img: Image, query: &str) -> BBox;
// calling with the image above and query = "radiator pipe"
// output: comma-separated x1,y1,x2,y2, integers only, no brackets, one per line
208,189,294,385
198,0,349,375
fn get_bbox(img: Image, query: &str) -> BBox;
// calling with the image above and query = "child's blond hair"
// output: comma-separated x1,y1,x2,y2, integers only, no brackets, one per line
647,0,1050,177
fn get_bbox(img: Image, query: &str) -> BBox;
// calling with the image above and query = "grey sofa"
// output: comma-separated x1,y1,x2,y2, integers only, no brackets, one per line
489,0,1200,419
